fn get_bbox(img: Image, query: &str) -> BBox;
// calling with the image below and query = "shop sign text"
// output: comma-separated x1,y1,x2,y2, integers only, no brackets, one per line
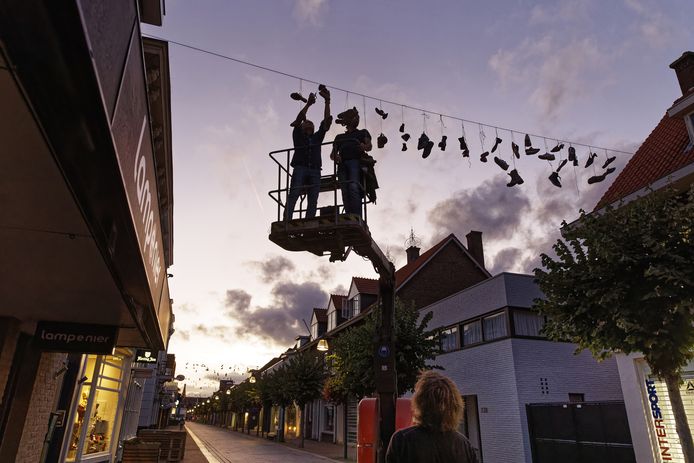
646,379,673,461
35,322,118,354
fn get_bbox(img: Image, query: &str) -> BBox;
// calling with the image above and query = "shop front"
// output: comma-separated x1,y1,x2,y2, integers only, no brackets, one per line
617,356,694,463
60,350,133,462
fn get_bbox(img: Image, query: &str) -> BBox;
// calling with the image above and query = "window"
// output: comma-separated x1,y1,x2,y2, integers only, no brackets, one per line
513,310,545,337
440,327,460,352
483,312,508,341
342,295,360,319
311,322,319,339
328,309,337,330
462,320,482,346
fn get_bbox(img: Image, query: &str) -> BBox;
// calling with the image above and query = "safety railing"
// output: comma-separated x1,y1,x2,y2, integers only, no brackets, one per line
268,139,374,227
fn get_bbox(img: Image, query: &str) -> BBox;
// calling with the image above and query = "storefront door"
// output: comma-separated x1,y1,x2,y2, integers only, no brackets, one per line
60,350,132,462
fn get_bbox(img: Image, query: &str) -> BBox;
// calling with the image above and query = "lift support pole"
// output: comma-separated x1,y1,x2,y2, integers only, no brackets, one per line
353,238,396,463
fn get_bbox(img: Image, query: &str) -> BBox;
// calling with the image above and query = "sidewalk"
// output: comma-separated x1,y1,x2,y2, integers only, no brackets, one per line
281,435,356,461
182,426,210,462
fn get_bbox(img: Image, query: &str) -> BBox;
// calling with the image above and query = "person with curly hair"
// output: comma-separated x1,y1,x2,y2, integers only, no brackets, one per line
386,370,479,463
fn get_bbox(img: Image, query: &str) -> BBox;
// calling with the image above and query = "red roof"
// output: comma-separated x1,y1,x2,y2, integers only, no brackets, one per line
596,112,694,209
329,294,346,310
395,234,451,287
353,277,380,295
312,308,327,323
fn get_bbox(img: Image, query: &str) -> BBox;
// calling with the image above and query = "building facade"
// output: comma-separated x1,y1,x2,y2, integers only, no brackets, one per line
0,0,174,461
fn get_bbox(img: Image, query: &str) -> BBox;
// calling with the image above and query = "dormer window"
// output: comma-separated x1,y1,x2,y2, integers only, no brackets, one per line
686,112,694,150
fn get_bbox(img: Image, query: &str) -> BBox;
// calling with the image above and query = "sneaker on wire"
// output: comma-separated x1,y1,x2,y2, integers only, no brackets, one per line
493,156,509,171
511,142,521,159
568,146,578,166
549,171,562,188
538,152,556,161
422,140,434,158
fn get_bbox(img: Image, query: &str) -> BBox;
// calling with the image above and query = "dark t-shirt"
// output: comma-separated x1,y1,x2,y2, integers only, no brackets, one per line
386,426,480,463
291,120,329,169
333,129,371,162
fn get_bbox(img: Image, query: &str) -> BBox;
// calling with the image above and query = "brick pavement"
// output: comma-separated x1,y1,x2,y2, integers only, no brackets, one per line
185,422,356,463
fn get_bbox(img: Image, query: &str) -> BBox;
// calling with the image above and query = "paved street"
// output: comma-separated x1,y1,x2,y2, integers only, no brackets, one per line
186,422,337,463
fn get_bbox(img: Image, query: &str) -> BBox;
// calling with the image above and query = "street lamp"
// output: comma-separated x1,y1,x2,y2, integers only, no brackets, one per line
226,389,231,394
317,339,329,351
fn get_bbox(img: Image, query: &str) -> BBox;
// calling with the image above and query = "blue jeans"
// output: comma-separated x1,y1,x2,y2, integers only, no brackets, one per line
284,166,321,220
338,159,362,217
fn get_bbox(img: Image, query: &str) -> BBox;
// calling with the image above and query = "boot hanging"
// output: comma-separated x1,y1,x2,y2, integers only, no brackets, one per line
417,133,430,150
399,123,405,133
511,142,521,159
507,169,524,187
401,143,408,151
401,133,411,141
422,140,434,158
568,146,578,166
377,133,388,149
491,137,502,153
480,151,489,162
438,135,447,151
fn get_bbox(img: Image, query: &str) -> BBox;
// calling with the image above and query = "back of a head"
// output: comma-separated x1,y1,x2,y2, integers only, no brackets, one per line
412,370,463,432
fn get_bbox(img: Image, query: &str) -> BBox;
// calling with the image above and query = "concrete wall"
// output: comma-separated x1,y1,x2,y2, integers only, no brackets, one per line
15,352,67,463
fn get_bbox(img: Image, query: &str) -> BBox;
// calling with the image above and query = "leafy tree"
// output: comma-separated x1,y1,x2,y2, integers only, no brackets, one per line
331,298,439,398
534,187,694,462
285,351,328,447
265,365,292,441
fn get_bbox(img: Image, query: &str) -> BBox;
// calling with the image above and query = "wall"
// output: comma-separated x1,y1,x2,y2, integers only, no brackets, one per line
511,338,624,463
15,352,67,463
435,340,526,463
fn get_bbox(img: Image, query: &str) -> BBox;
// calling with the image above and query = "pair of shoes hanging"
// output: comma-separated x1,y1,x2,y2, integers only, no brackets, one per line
524,134,540,155
418,133,434,158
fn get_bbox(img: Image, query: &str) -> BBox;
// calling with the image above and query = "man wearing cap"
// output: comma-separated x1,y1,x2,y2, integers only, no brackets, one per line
330,107,372,218
284,86,332,220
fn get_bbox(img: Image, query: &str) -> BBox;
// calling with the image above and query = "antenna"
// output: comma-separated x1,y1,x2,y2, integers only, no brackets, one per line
301,318,311,335
405,228,422,249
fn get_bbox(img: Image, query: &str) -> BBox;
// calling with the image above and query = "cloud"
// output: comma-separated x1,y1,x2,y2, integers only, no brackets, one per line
225,282,327,345
489,36,610,122
624,0,676,48
293,0,329,27
529,0,592,25
247,255,296,283
427,177,532,244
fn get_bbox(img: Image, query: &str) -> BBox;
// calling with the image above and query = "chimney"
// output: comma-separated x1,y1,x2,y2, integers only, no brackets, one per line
670,51,694,95
406,245,420,264
466,231,485,269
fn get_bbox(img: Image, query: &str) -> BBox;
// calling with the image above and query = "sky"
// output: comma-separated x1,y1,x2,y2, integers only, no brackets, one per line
142,0,694,395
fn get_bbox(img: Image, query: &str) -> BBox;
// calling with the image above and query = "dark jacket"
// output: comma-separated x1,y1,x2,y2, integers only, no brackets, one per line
386,426,480,463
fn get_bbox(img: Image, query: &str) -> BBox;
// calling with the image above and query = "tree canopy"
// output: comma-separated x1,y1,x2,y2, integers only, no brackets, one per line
534,187,694,377
330,298,439,398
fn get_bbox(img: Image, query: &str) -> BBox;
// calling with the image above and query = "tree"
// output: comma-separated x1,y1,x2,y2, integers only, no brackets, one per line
285,351,328,447
331,298,440,398
534,187,694,462
265,365,292,441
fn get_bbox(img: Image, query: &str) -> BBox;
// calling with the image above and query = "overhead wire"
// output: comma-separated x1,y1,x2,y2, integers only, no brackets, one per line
142,34,634,156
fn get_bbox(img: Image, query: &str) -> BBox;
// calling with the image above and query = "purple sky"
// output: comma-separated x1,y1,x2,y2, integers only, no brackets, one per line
143,0,694,394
